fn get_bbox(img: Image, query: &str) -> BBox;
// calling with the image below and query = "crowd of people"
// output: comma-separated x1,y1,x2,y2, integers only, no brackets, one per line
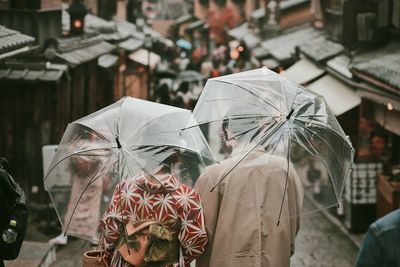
152,40,259,111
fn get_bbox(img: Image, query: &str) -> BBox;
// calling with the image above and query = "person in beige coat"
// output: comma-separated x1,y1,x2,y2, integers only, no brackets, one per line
194,143,304,267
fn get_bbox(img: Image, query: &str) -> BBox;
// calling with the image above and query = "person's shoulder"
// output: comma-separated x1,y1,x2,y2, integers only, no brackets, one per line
202,159,233,175
251,152,288,170
370,209,400,236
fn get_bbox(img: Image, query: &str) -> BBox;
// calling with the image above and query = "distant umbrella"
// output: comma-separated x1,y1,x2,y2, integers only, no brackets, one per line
155,69,177,79
177,70,203,82
176,39,192,50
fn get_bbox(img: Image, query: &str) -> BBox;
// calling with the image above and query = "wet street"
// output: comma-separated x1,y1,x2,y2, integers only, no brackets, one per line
291,197,359,267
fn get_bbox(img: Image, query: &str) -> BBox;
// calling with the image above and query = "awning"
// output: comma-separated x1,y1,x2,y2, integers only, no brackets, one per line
98,54,118,68
358,89,400,111
128,48,161,69
359,89,400,135
374,102,400,136
281,58,325,85
307,75,361,116
118,37,144,52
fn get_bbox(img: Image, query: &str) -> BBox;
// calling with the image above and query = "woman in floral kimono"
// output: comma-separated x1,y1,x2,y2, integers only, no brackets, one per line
99,152,208,267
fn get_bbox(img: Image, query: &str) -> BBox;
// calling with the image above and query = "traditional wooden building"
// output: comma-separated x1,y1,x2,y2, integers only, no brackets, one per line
279,0,400,232
0,1,119,202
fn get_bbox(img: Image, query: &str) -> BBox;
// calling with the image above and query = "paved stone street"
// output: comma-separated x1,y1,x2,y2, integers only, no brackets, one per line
291,197,359,267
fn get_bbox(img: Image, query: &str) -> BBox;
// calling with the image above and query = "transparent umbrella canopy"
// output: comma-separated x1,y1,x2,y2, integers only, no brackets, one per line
193,67,354,217
44,97,216,240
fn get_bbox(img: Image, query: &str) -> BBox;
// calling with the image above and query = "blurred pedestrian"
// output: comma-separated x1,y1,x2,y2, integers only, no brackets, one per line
194,117,304,267
209,59,221,78
155,83,172,105
49,134,103,245
201,57,213,79
99,151,208,266
355,209,400,267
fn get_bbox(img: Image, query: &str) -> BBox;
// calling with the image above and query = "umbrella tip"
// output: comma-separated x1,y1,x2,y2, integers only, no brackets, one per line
286,109,295,120
115,137,122,149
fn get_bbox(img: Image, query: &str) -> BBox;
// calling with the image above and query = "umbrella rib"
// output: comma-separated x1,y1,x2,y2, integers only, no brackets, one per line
116,98,127,141
63,151,115,235
73,122,112,142
286,85,300,119
277,130,291,226
124,145,217,163
294,118,352,149
213,80,282,113
210,120,285,191
181,114,273,131
294,117,352,151
203,98,274,111
227,124,263,141
122,147,166,186
116,150,132,253
44,146,116,181
296,114,327,118
122,110,188,146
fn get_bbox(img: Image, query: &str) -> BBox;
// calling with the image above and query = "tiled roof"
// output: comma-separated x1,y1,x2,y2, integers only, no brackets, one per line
260,27,321,63
243,33,261,49
57,39,115,66
227,23,249,40
118,37,143,52
116,20,173,47
0,63,66,82
352,52,400,91
0,25,35,56
326,55,353,79
298,36,344,63
228,23,261,49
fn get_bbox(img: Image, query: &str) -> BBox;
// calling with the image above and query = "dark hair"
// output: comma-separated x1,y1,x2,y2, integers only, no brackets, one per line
370,129,388,143
162,151,180,166
178,82,189,94
157,84,171,105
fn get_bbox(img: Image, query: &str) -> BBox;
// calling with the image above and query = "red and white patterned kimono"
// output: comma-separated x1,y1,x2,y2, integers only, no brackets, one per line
99,172,208,267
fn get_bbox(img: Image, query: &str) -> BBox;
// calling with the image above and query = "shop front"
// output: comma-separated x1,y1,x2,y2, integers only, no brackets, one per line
358,95,400,220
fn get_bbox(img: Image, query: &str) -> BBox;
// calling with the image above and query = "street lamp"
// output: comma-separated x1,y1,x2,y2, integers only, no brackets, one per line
144,33,153,100
67,0,88,36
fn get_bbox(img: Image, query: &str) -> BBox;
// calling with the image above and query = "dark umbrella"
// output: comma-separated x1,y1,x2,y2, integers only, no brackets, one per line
155,69,177,79
177,70,203,82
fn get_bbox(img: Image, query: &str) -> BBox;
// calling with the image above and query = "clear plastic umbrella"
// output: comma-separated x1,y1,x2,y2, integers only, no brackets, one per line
44,97,216,240
193,67,354,218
